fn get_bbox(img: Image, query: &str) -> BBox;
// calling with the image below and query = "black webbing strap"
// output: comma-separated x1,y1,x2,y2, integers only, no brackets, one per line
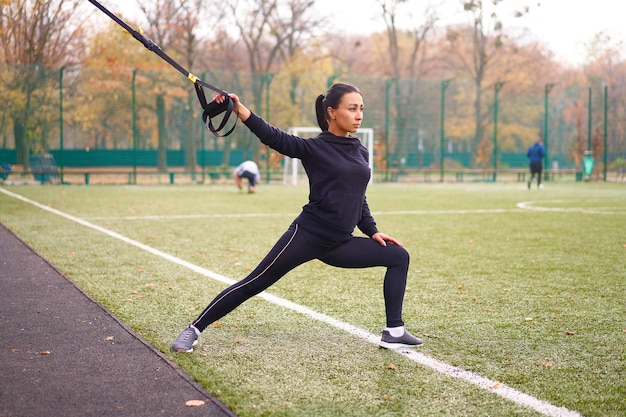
87,0,236,137
194,81,237,137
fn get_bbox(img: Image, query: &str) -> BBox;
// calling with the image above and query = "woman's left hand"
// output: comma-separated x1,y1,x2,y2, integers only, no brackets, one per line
213,93,251,121
371,232,402,247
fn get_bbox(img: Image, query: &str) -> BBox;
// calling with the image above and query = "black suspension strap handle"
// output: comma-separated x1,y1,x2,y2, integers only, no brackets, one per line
87,0,236,137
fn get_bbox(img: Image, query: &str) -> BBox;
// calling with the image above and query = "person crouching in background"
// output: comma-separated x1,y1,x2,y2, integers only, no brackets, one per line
233,160,260,193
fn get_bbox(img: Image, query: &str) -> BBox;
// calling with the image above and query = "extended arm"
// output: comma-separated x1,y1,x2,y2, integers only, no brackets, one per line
215,93,308,159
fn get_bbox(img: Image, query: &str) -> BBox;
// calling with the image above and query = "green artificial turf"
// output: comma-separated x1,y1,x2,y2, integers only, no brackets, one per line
1,182,624,416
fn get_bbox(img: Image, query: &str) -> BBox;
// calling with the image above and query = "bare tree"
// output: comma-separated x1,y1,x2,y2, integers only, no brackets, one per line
376,0,438,172
136,0,224,172
582,33,626,165
444,0,531,159
227,0,322,161
0,0,87,169
378,0,438,78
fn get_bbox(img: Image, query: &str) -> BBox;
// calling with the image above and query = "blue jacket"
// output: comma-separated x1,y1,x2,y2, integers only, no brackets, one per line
527,141,545,163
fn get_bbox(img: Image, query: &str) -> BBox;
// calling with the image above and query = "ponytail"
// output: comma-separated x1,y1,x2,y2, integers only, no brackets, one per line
315,94,329,131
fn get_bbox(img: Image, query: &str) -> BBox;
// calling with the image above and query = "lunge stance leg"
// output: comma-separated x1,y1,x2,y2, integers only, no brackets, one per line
172,225,322,352
320,237,421,346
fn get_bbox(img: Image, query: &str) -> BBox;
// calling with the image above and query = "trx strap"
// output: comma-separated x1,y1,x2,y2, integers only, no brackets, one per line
88,0,236,137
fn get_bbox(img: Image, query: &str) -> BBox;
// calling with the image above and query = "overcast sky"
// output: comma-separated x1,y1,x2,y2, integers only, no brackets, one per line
106,0,624,67
313,0,624,66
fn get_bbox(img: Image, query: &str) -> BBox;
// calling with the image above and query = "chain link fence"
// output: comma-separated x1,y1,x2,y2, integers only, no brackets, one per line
1,65,624,184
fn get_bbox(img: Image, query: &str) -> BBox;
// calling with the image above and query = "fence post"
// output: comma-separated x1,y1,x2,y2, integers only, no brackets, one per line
493,81,505,182
544,83,555,182
59,67,65,184
603,85,608,181
440,79,452,183
132,69,137,185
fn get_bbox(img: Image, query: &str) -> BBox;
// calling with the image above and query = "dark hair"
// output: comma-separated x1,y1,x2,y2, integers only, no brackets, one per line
315,83,362,131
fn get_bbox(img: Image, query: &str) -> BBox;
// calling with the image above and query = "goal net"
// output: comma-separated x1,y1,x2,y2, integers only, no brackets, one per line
283,127,374,185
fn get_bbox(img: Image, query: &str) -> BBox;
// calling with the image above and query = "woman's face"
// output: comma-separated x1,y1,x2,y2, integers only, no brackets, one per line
328,92,363,136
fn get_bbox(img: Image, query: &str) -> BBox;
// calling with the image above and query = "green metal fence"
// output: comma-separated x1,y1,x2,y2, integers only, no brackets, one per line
1,65,624,182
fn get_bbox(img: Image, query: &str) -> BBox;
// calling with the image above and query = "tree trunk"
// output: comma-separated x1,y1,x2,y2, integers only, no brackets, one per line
13,117,29,170
184,115,196,172
156,94,167,172
473,86,483,163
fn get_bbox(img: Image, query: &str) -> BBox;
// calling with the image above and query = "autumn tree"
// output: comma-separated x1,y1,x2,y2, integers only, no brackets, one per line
224,0,323,162
443,0,532,165
77,21,160,152
0,0,88,169
134,0,225,172
582,32,626,162
375,0,438,171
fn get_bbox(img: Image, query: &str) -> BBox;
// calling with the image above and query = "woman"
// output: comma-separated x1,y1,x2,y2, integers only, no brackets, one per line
172,83,422,352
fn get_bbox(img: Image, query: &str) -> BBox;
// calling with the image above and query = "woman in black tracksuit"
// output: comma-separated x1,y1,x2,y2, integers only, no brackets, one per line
172,83,422,352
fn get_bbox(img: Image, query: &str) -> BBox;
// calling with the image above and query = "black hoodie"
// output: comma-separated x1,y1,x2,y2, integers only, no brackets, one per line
244,112,379,243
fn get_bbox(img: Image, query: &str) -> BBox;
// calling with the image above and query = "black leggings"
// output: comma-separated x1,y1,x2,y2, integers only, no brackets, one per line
529,161,543,186
192,223,410,331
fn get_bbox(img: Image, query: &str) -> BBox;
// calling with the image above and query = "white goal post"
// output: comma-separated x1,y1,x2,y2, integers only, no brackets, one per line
283,127,374,185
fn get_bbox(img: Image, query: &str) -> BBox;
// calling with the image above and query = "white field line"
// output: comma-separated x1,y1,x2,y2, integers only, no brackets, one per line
84,203,626,221
0,187,582,417
86,213,292,220
517,200,626,214
86,208,518,221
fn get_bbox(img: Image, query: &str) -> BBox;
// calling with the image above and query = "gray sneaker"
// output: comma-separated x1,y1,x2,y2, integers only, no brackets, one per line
172,325,199,353
380,329,423,347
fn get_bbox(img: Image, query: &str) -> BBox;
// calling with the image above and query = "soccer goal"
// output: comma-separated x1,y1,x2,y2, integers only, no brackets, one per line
283,127,374,185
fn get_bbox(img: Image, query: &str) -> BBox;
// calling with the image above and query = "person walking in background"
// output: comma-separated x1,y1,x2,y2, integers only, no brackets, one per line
527,138,545,189
172,82,422,353
233,160,260,193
